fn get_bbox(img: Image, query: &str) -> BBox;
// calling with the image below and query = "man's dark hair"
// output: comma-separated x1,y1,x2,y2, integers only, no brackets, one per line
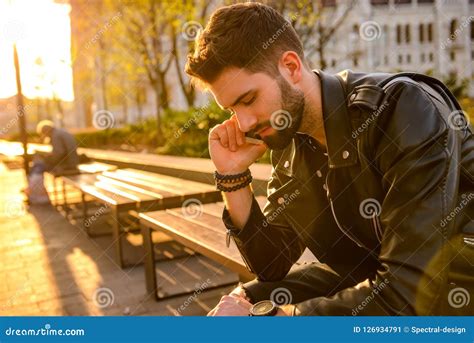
185,2,306,87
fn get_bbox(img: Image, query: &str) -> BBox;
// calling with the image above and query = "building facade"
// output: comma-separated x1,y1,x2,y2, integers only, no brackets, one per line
320,0,473,95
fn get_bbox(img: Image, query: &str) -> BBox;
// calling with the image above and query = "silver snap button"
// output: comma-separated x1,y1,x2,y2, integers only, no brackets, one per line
277,197,285,205
316,170,322,178
350,93,356,102
284,160,290,168
342,150,350,159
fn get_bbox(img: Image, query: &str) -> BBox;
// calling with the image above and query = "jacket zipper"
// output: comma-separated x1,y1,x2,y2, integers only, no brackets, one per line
325,173,370,251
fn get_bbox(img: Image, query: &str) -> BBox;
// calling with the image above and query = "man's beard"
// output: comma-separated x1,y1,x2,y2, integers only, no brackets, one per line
260,77,305,150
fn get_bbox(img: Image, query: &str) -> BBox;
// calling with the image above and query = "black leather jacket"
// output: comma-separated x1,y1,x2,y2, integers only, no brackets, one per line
223,70,474,315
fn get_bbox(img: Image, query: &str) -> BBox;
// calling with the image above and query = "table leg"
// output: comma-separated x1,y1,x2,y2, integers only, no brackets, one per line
141,223,158,300
111,207,124,268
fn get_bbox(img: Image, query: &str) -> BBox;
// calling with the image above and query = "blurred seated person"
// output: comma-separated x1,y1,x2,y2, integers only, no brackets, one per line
31,120,79,174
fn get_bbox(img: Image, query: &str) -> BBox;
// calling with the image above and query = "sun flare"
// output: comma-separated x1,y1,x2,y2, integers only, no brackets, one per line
0,0,74,101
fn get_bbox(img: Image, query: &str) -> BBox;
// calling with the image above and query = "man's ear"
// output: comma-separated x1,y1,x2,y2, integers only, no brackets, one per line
277,51,303,85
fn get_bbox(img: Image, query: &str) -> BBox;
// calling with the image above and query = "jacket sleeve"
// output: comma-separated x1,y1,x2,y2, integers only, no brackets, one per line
222,160,306,281
295,82,465,315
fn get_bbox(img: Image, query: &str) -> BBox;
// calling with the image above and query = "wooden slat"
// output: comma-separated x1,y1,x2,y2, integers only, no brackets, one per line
139,210,251,278
118,168,216,192
96,174,174,199
102,171,188,197
77,162,117,174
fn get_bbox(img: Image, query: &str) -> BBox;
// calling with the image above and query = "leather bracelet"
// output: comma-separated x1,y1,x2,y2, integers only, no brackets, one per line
216,176,252,192
214,169,251,183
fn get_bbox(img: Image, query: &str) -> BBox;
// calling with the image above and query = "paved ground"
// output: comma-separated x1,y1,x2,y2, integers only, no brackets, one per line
0,162,237,316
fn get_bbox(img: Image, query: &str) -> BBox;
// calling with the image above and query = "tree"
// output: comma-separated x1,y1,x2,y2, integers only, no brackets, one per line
263,0,355,69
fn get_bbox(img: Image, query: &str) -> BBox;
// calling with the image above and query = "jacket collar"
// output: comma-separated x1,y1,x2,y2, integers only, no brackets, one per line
271,70,359,180
314,69,359,168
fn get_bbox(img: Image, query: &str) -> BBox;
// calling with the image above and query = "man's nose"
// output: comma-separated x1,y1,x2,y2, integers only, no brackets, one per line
235,112,258,133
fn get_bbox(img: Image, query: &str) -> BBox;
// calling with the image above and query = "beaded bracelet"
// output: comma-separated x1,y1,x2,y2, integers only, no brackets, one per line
216,175,252,192
214,169,251,183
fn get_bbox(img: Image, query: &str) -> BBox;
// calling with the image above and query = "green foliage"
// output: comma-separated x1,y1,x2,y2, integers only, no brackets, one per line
71,101,271,163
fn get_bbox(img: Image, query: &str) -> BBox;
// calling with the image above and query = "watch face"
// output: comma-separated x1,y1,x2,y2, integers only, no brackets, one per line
250,300,277,316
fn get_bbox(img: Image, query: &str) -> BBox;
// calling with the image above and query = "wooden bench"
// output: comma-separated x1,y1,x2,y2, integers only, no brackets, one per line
60,168,222,268
138,196,270,300
45,161,117,207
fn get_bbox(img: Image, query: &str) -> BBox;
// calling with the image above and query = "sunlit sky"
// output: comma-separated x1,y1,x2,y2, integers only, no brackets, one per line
0,0,74,101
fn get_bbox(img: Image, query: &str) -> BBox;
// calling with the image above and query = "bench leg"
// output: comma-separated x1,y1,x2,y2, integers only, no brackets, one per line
52,176,57,208
62,179,69,219
111,207,125,268
82,192,89,235
141,224,158,300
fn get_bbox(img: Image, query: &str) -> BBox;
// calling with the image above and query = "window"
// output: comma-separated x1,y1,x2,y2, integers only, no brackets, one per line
397,24,402,44
353,24,359,34
421,53,425,63
471,21,474,40
331,59,336,67
428,23,433,42
450,19,458,40
419,23,424,43
405,24,411,43
384,55,389,65
429,52,434,62
450,51,456,61
398,54,403,64
407,54,411,63
353,57,359,67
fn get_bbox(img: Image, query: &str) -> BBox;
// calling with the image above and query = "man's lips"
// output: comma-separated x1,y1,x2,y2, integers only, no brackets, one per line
257,126,273,137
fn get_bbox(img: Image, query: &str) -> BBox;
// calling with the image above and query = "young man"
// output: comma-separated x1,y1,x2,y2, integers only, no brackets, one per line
185,2,473,315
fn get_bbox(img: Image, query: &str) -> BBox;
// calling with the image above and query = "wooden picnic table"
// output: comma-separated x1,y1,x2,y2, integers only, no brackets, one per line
61,168,222,268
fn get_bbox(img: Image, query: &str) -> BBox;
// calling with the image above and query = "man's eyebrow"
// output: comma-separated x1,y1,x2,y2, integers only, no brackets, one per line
224,90,253,110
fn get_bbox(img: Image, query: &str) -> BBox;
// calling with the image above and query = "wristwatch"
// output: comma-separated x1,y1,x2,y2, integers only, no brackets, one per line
249,300,279,316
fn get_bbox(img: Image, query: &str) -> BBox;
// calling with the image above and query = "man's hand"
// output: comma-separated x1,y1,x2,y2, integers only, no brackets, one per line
207,294,252,316
209,115,267,174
